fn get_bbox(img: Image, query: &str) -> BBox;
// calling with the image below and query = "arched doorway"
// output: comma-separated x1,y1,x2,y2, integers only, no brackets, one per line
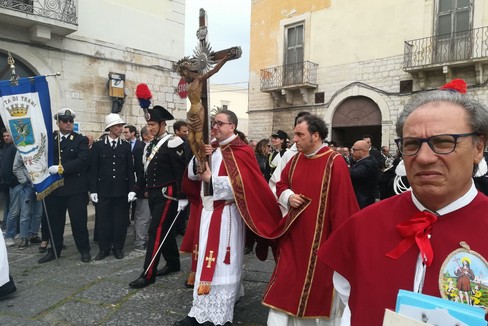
331,96,382,149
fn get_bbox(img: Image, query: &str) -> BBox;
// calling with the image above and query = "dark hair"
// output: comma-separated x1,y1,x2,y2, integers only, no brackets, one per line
296,114,328,140
236,130,248,144
295,111,311,127
217,110,238,130
124,125,137,134
255,139,269,155
173,120,188,132
362,134,372,141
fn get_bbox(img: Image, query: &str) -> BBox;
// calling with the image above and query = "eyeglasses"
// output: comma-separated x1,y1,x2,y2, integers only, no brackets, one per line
395,132,479,156
211,120,233,128
60,118,74,124
351,148,364,152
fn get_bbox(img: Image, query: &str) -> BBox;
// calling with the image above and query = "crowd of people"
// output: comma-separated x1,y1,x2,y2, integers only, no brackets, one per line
1,78,488,325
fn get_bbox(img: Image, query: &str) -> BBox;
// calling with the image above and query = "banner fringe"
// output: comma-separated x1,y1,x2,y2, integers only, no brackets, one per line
36,179,64,200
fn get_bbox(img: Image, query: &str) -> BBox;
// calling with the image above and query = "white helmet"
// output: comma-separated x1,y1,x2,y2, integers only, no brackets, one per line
104,113,125,131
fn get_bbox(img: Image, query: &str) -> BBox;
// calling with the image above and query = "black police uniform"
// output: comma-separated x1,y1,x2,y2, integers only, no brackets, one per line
42,131,91,259
90,137,134,257
141,133,186,280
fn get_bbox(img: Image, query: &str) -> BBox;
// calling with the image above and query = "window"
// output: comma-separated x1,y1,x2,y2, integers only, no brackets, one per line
434,0,473,63
437,0,471,36
283,23,304,86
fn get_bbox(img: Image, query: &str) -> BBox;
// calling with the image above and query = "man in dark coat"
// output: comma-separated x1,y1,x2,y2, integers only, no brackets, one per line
350,140,379,208
129,105,187,288
39,108,91,263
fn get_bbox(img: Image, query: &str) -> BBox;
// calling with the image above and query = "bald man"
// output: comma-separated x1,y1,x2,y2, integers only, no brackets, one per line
350,140,379,208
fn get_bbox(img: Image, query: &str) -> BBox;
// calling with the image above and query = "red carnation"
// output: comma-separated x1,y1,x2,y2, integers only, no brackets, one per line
439,79,467,94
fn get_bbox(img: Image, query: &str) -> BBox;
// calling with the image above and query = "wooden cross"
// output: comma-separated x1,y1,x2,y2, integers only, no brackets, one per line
205,250,216,268
193,244,199,261
191,8,241,195
196,9,240,146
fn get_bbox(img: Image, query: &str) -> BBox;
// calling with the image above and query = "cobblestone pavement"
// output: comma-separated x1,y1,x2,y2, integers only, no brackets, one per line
0,206,272,325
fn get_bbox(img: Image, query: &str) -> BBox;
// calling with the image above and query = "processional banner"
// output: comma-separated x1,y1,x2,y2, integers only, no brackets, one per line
0,76,63,199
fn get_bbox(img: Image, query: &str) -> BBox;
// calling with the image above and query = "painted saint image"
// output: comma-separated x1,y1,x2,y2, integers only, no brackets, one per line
440,250,488,308
454,258,475,304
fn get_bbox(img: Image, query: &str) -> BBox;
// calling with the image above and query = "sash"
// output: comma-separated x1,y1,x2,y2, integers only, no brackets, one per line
144,133,172,172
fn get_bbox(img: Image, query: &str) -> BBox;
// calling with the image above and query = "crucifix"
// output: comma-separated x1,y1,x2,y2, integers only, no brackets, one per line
205,250,216,268
174,8,241,194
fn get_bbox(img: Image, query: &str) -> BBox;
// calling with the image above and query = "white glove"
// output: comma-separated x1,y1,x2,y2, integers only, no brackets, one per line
177,199,188,212
90,193,98,203
128,192,137,202
48,165,59,175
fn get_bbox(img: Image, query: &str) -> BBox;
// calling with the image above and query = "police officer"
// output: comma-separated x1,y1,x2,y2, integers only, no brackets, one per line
89,113,135,260
129,105,188,288
39,108,91,263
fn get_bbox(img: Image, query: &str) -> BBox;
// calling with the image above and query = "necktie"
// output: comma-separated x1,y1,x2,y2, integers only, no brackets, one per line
386,211,438,267
112,140,116,149
61,136,66,142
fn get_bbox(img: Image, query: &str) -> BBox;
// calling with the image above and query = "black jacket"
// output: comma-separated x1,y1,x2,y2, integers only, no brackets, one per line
350,155,379,208
0,144,19,188
51,132,89,196
138,134,186,200
89,138,135,197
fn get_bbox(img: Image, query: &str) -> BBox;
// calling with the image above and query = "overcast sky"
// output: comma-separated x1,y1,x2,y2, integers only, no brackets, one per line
184,0,250,86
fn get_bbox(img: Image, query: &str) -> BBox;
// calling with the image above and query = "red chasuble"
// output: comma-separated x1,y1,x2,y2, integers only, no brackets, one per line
262,147,360,318
318,192,488,325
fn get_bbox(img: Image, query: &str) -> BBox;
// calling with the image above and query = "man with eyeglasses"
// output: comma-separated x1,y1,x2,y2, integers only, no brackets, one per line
40,108,91,264
319,79,488,325
175,110,284,326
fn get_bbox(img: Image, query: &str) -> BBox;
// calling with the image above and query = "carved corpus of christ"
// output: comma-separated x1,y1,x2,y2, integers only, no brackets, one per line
174,8,241,174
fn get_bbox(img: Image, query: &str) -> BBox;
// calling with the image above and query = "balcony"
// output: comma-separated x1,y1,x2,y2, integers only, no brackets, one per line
0,0,78,41
403,26,488,76
260,61,318,105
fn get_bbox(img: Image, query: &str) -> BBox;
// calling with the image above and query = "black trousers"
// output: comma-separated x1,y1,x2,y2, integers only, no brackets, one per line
96,196,129,251
44,193,90,255
143,185,179,280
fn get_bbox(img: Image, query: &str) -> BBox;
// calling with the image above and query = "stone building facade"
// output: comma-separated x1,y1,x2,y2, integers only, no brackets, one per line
248,0,488,149
0,0,186,137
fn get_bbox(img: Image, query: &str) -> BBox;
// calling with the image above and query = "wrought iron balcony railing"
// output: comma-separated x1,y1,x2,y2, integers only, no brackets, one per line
260,61,318,91
404,26,488,70
0,0,78,25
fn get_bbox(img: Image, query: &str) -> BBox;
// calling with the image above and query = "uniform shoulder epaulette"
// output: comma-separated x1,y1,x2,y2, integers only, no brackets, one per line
167,135,184,148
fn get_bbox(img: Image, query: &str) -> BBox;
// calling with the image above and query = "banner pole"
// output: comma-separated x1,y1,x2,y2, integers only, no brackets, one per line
41,199,59,265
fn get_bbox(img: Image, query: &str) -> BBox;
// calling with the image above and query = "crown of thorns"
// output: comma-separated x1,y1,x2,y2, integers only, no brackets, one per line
173,56,198,73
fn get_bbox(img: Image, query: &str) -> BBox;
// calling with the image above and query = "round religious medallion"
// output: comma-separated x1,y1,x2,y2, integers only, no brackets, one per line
439,241,488,309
